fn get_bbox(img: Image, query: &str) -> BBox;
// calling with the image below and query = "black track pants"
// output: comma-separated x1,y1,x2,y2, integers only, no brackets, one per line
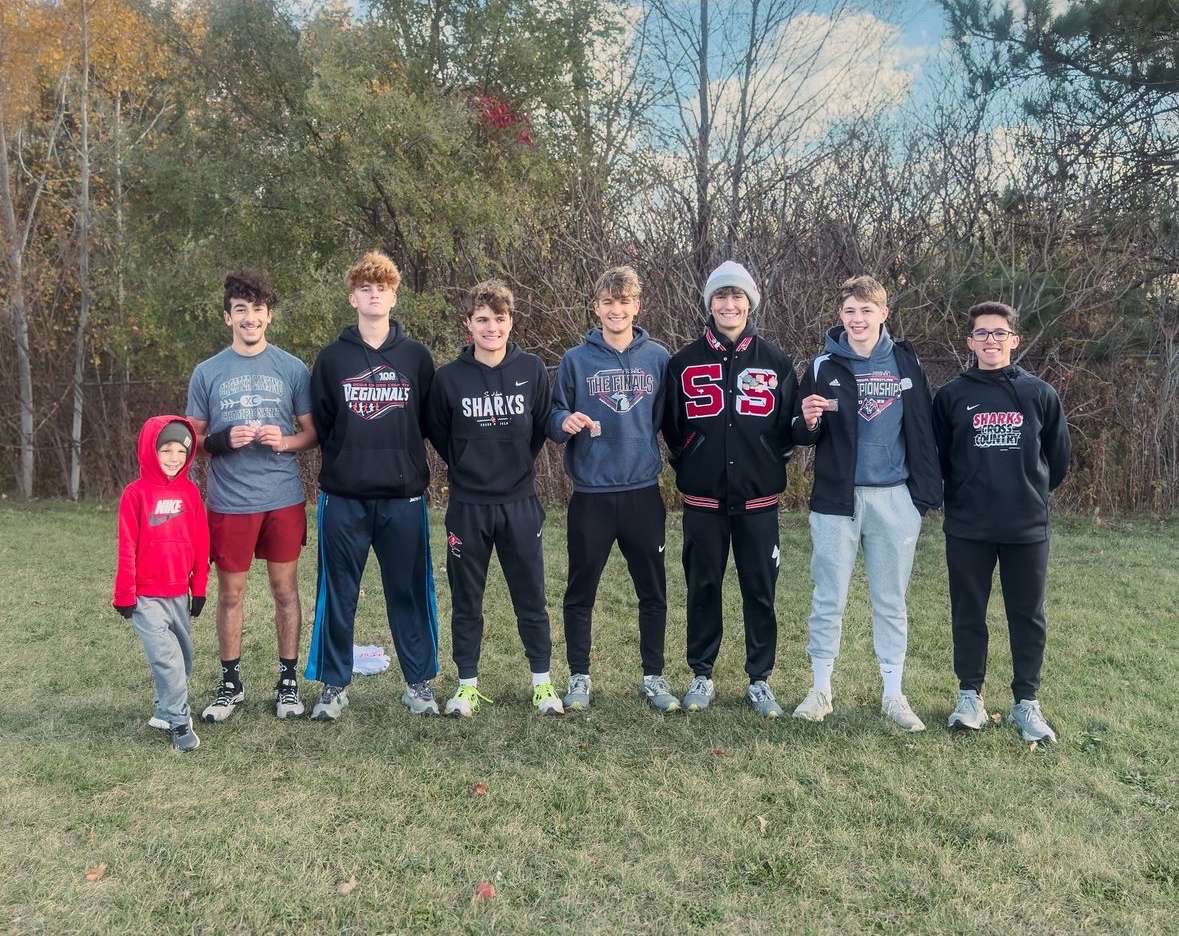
446,497,551,679
683,507,780,681
946,534,1049,703
562,486,668,676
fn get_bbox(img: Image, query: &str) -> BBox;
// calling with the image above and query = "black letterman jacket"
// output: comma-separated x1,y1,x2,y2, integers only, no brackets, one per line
791,328,942,517
663,321,800,513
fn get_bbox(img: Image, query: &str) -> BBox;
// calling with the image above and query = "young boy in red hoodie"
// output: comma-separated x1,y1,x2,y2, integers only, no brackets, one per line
113,416,210,751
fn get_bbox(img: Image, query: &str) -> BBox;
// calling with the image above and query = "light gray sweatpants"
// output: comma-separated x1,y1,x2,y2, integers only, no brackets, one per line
131,596,193,728
806,483,922,666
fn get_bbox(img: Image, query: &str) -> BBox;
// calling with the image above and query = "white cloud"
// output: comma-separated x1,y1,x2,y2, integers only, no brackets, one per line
696,9,930,154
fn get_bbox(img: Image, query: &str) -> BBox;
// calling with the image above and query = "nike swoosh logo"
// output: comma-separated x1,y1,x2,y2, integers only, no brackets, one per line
536,531,543,537
658,545,665,553
967,404,980,411
516,380,529,387
148,515,170,526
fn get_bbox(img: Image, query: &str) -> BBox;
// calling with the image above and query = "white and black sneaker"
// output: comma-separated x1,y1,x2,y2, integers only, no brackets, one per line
310,684,349,721
274,677,305,719
201,682,245,723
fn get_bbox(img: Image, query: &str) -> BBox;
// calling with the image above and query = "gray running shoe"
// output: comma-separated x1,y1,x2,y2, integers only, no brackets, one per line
641,675,681,713
563,673,592,711
201,682,245,723
1008,699,1057,743
681,675,715,712
947,690,988,731
401,681,439,716
169,722,200,752
310,684,349,721
745,680,783,718
792,688,833,722
274,677,306,719
882,695,926,732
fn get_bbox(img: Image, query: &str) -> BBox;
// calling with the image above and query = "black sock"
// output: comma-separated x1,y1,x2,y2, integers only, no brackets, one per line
278,657,298,682
221,658,242,689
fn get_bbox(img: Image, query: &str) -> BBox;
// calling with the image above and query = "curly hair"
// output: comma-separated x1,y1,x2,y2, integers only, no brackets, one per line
346,251,401,293
223,269,278,312
467,279,514,317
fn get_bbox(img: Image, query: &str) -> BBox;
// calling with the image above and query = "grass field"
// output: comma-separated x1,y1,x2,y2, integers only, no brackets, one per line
1,501,1176,934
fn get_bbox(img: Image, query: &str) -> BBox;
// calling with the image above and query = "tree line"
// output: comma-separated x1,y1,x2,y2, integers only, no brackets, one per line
2,0,1176,513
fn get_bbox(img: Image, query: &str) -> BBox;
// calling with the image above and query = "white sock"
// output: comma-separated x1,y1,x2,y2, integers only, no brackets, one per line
880,662,903,699
811,657,834,696
531,671,551,687
459,677,478,687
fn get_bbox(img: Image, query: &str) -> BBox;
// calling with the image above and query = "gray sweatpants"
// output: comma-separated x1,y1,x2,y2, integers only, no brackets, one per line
806,483,922,666
131,596,193,728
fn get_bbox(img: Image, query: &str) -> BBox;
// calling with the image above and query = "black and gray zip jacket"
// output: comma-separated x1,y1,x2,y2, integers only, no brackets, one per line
791,326,942,517
663,321,799,513
932,364,1070,543
310,322,434,499
426,342,551,504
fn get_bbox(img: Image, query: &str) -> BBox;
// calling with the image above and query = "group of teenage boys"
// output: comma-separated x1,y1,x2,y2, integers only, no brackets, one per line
113,251,1071,753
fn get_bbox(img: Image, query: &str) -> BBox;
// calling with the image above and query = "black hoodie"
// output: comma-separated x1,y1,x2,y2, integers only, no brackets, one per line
932,364,1071,543
426,342,551,504
310,322,435,499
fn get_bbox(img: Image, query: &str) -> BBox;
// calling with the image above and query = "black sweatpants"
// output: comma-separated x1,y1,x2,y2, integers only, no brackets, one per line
446,496,551,679
683,507,780,681
946,534,1049,703
563,486,667,676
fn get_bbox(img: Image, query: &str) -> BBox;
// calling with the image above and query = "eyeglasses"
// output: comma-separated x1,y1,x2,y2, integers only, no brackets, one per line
970,328,1014,342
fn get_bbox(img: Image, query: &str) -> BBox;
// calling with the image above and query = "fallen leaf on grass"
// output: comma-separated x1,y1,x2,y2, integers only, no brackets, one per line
1028,741,1038,753
473,880,496,903
336,877,357,896
755,815,768,834
471,782,488,797
84,864,107,882
711,748,727,757
990,712,1002,725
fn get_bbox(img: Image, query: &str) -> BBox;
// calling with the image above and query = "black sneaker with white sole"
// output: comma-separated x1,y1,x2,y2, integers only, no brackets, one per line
201,682,245,723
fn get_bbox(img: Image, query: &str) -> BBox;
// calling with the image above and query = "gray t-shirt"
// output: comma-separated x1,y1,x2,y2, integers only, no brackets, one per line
186,344,312,513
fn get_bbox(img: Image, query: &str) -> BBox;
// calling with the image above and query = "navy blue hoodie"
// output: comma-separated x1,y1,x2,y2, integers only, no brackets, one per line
426,342,550,504
932,364,1070,543
310,322,434,499
547,326,669,493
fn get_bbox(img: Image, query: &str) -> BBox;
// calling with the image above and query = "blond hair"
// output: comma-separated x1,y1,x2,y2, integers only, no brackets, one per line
346,250,401,293
839,275,887,307
593,265,641,301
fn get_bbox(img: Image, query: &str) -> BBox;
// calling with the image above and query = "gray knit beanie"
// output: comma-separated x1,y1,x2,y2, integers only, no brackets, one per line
157,420,193,452
702,261,761,313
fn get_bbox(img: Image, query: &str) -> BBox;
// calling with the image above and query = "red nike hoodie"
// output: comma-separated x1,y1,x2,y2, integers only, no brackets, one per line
112,415,210,607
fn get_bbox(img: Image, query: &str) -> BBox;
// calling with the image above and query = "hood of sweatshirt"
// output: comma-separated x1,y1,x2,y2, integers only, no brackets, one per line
824,324,895,363
136,415,197,485
455,341,524,397
961,363,1029,411
339,320,405,353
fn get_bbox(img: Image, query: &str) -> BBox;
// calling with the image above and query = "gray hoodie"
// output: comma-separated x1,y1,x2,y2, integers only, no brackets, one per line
825,325,909,487
547,326,669,493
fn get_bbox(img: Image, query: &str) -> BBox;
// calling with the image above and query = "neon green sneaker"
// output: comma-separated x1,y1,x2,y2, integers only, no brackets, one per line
445,683,493,718
532,681,564,716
